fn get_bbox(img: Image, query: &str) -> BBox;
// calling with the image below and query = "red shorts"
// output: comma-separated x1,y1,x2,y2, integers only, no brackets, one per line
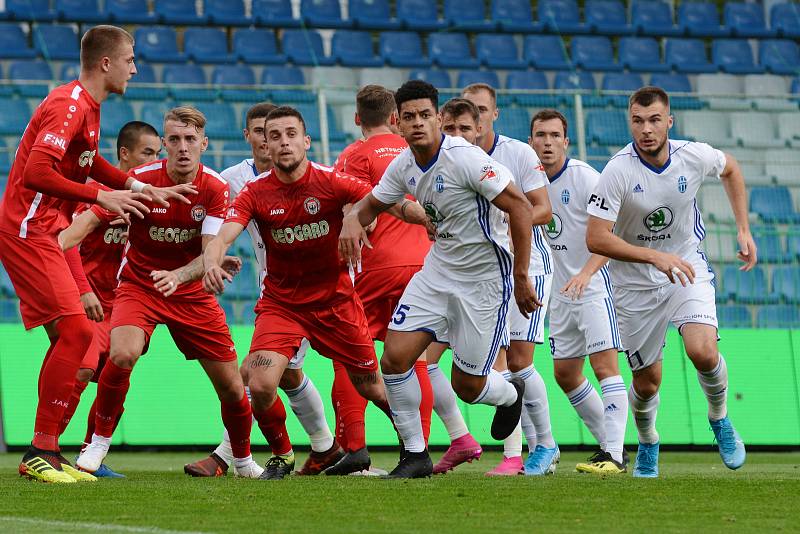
251,294,377,373
111,282,237,362
80,313,112,377
354,265,421,341
0,231,84,329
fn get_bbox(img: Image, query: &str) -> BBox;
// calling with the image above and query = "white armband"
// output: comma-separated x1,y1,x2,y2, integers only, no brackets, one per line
130,179,147,193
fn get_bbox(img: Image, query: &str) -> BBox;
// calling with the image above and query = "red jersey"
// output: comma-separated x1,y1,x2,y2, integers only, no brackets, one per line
119,160,228,298
334,133,430,271
0,80,100,238
226,161,370,308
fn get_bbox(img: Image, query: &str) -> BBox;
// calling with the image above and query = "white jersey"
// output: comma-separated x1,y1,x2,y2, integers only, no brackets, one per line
373,134,513,283
587,140,726,290
220,158,266,271
544,158,612,303
488,134,553,276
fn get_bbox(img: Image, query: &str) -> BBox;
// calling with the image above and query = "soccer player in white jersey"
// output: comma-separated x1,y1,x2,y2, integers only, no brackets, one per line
530,109,628,475
184,102,343,477
586,87,755,477
340,80,538,478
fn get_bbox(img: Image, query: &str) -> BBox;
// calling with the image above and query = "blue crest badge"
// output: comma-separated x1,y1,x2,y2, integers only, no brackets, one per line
561,189,570,205
435,174,445,193
678,175,687,193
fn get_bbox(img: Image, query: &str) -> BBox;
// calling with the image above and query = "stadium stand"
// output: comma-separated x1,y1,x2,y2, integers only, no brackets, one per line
154,0,207,25
445,0,495,32
205,0,252,26
184,28,236,64
350,0,400,30
492,0,537,33
332,30,383,68
380,31,430,68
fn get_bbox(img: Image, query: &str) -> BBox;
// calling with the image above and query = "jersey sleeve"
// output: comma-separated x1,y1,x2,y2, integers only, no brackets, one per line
517,145,549,193
587,163,625,222
220,165,243,199
692,142,727,181
371,156,409,205
332,170,372,205
225,184,256,227
341,150,373,185
31,95,86,161
202,179,230,235
463,150,513,201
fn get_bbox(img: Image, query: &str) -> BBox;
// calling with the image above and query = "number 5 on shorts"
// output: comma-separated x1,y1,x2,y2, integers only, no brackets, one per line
392,304,410,325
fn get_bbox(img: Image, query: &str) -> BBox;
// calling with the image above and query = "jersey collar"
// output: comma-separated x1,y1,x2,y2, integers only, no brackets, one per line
415,134,445,173
249,160,258,176
632,141,672,174
487,132,500,156
548,158,570,183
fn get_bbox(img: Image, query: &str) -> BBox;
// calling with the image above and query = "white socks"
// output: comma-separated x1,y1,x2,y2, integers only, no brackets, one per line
697,354,728,421
512,365,555,449
520,409,536,452
285,375,334,453
629,386,660,445
599,376,628,463
427,363,470,441
473,369,518,407
383,367,425,453
567,379,606,449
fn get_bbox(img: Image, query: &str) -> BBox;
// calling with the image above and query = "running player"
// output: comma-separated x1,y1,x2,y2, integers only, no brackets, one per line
184,102,343,478
529,110,628,474
0,26,191,483
586,87,754,477
340,80,538,478
76,107,262,478
203,106,403,480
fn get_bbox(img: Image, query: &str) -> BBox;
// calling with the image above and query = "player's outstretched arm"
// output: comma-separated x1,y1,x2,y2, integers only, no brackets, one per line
152,234,240,297
719,153,757,271
523,186,553,226
339,192,393,270
561,254,608,300
91,153,198,207
58,209,103,251
203,222,246,294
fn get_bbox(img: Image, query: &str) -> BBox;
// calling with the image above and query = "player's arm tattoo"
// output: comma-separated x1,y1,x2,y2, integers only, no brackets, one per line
174,255,204,284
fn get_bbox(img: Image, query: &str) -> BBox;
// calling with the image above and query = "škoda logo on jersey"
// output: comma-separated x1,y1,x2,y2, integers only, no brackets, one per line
271,220,329,244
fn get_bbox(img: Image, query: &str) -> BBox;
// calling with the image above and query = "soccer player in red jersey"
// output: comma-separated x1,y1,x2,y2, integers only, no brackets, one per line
0,26,192,483
76,107,262,478
324,85,434,475
204,106,414,480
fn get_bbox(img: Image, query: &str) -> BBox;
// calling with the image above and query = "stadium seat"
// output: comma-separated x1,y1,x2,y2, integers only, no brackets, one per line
428,33,478,69
696,73,750,111
716,305,752,328
357,68,406,93
724,266,776,304
105,0,156,24
727,148,771,185
6,0,56,21
793,77,800,97
678,2,728,37
587,110,628,145
220,299,236,324
98,138,115,160
665,39,715,74
778,113,800,148
770,2,800,39
296,102,346,142
476,34,525,70
585,145,610,172
205,0,252,26
227,259,260,299
396,0,446,31
240,300,257,324
730,112,784,149
58,62,79,82
349,0,400,30
759,40,800,76
538,0,586,34
126,62,167,100
261,66,314,103
0,23,37,59
198,103,239,139
506,71,558,107
749,186,800,224
163,64,215,101
445,0,495,32
0,98,30,135
619,37,668,73
554,71,602,107
523,35,571,70
221,141,249,170
252,0,300,28
134,27,185,63
332,31,382,67
678,111,735,147
456,71,500,91
602,73,645,107
8,59,53,98
233,29,285,65
787,230,800,261
212,65,258,102
140,102,172,131
33,24,80,61
154,0,207,25
744,75,795,112
379,32,431,68
408,69,452,89
282,30,335,66
184,28,235,64
650,72,691,94
765,149,800,184
100,100,135,138
310,66,358,104
632,0,680,37
0,299,19,323
756,305,799,328
491,0,538,33
724,2,773,39
301,0,351,29
494,107,530,141
752,226,787,264
571,36,621,72
585,0,632,36
713,39,764,75
0,139,10,174
56,0,108,23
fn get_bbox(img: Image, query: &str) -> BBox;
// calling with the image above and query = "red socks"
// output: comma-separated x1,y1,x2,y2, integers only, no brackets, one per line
93,359,132,438
83,397,124,447
58,379,88,436
416,360,433,446
252,396,292,456
220,391,253,459
332,361,368,452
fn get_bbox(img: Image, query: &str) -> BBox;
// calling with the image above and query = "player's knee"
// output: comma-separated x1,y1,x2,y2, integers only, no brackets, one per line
247,378,278,409
553,366,579,391
57,315,94,351
380,354,408,375
76,368,94,383
109,349,139,369
685,342,717,370
279,369,304,391
589,357,619,381
632,375,658,398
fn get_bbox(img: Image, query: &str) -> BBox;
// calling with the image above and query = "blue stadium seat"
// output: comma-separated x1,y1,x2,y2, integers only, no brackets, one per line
105,0,156,24
297,102,346,142
163,64,215,101
752,226,786,264
332,30,382,67
793,77,800,97
0,139,11,174
713,39,764,75
759,40,800,76
0,24,37,59
253,0,300,28
538,0,586,34
261,66,314,103
154,0,206,25
282,29,335,66
56,0,108,23
301,0,351,29
619,37,668,73
772,266,800,303
666,38,715,74
770,2,800,39
602,73,644,107
0,264,14,297
100,100,134,138
409,69,452,89
749,186,800,224
380,32,430,68
201,140,218,169
6,0,56,21
205,0,252,26
756,305,799,328
428,33,479,69
126,62,167,100
397,0,446,31
632,1,680,36
506,71,558,107
0,98,30,134
238,300,257,324
523,35,571,70
788,230,800,261
555,72,604,107
219,299,236,324
9,60,52,98
184,28,235,64
571,36,621,72
0,65,11,97
198,102,239,139
716,305,752,328
457,71,500,90
678,1,728,37
233,29,285,65
0,299,19,323
650,73,702,110
724,2,774,39
212,65,257,102
495,107,530,141
139,102,172,132
585,145,610,172
586,0,632,36
587,110,628,145
349,0,399,30
227,260,259,299
59,62,78,82
475,34,525,70
445,0,495,32
491,0,538,33
724,265,777,304
34,24,80,61
134,27,185,63
221,140,249,170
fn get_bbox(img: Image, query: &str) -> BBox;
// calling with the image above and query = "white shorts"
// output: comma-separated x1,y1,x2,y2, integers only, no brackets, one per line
508,274,552,344
286,338,310,369
548,296,622,360
389,269,511,376
614,281,718,372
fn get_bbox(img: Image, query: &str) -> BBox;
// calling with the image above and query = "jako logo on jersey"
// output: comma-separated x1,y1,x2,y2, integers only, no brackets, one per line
42,132,67,151
643,206,674,233
191,205,206,222
545,213,563,239
304,197,320,215
271,220,329,244
78,150,96,168
103,227,127,244
633,183,644,193
588,194,609,211
435,174,445,193
479,165,497,181
270,208,285,215
561,189,570,205
149,226,199,243
678,175,687,193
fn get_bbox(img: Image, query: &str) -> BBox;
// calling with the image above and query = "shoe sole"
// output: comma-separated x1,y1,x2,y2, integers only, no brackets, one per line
62,464,97,482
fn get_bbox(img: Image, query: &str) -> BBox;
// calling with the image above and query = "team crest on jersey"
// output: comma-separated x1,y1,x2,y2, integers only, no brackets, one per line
479,164,497,181
545,214,563,239
304,197,321,215
561,189,570,205
423,202,445,224
78,149,96,168
435,174,445,193
191,205,206,222
643,206,674,233
678,175,687,193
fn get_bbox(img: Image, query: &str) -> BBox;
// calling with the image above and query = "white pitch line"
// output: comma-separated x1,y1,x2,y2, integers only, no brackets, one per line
0,516,210,534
